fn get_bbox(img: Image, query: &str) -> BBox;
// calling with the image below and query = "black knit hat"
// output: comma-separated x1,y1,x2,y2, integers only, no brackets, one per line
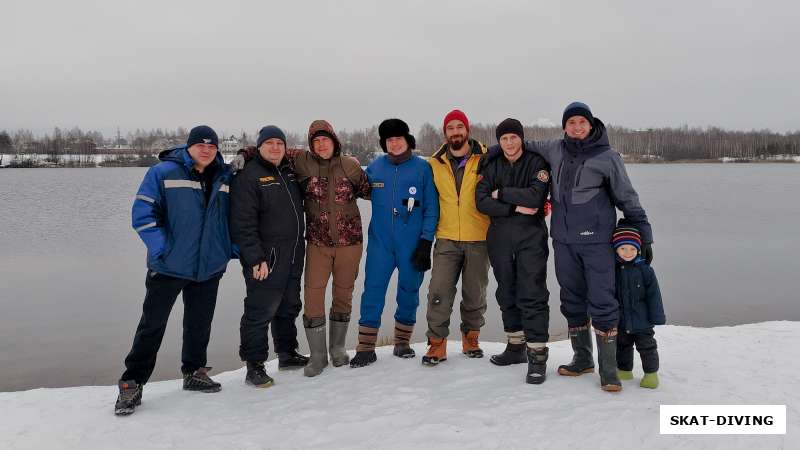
378,118,416,152
256,125,287,149
186,125,218,148
562,102,594,129
495,118,524,142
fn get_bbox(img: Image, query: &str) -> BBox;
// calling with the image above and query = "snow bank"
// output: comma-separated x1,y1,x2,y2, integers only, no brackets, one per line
1,322,796,449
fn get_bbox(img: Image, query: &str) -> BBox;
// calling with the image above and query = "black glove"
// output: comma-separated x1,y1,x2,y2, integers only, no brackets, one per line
642,243,653,264
411,239,433,272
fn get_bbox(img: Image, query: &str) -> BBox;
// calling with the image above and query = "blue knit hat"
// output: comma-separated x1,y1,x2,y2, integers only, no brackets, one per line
562,102,594,129
256,125,287,148
186,125,218,148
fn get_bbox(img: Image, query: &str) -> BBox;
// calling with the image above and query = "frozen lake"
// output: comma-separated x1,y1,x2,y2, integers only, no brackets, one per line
1,164,798,391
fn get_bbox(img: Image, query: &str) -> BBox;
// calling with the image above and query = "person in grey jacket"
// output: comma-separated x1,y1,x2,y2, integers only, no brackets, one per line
522,102,653,392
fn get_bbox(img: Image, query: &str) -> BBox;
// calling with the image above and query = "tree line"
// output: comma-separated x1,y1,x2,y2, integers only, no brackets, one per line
2,122,799,167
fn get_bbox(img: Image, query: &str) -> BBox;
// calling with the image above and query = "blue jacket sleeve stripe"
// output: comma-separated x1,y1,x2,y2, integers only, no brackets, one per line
132,167,167,258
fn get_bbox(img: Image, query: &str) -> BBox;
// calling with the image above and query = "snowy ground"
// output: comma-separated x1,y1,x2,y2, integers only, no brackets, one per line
1,322,796,449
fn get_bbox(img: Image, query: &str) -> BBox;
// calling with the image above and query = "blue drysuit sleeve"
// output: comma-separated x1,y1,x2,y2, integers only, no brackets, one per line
420,163,439,241
131,166,167,257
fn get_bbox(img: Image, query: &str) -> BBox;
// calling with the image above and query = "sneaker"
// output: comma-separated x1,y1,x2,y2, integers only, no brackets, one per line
278,349,309,371
422,337,447,366
182,367,222,393
245,362,275,388
114,380,143,416
462,330,484,358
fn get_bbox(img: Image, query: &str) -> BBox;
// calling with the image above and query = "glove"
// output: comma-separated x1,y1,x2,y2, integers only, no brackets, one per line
543,200,552,217
231,154,246,173
411,239,433,272
642,243,653,264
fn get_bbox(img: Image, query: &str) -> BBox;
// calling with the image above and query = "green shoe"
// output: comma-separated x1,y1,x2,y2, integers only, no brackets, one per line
640,372,659,389
617,369,634,381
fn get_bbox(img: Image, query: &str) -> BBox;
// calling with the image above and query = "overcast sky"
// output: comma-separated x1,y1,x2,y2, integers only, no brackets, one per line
3,0,799,138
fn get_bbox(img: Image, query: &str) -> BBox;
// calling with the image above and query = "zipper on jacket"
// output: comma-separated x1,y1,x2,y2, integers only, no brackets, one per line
276,167,300,265
575,160,587,187
392,164,399,230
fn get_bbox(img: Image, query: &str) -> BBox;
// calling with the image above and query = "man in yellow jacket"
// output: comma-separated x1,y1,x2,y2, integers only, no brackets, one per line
422,109,491,366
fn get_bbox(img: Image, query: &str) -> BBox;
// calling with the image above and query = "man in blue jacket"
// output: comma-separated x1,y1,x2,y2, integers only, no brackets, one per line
350,119,439,368
522,102,653,392
115,125,234,416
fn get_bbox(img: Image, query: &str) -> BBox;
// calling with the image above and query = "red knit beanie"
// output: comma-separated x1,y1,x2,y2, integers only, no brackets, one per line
443,109,469,133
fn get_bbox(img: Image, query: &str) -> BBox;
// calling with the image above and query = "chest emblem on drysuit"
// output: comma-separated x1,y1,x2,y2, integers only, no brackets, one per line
259,176,275,183
408,186,417,195
371,182,385,188
536,170,550,183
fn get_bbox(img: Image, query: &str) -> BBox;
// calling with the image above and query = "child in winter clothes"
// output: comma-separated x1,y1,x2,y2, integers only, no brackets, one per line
612,226,665,388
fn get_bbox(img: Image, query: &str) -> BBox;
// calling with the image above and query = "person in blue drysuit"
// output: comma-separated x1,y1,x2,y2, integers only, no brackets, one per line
350,118,439,368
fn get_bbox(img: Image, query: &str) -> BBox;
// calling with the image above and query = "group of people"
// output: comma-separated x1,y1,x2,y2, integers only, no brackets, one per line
114,102,665,417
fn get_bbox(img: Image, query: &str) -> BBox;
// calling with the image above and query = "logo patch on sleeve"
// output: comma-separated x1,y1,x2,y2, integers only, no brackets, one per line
536,170,550,183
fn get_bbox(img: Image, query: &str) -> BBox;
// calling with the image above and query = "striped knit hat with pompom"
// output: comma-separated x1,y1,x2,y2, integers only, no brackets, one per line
612,226,642,252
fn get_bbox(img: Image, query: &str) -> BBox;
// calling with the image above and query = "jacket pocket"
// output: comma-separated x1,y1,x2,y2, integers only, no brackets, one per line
565,201,599,237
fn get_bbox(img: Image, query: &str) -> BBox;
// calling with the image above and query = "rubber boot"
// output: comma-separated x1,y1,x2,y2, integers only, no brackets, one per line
526,346,548,385
640,372,659,389
558,325,595,376
328,312,350,367
303,316,328,377
490,342,527,366
595,328,622,392
618,369,634,380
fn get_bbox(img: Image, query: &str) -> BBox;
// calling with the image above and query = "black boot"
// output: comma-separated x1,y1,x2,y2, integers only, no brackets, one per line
490,342,527,366
595,328,622,392
393,343,416,358
182,367,222,393
114,380,143,416
278,349,310,371
245,361,275,388
558,325,595,376
349,351,377,368
526,347,548,385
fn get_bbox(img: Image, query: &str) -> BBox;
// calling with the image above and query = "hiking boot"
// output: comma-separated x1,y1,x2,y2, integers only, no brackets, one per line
422,337,447,366
595,328,622,392
640,372,659,389
462,330,484,358
114,380,142,416
278,349,309,371
245,361,274,388
304,319,329,377
393,343,416,358
182,367,222,393
349,350,377,368
558,325,595,376
490,342,527,366
526,347,548,385
328,312,351,367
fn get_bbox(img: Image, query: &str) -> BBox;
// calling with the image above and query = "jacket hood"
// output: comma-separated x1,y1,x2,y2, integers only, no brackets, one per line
564,117,610,155
307,119,342,158
159,144,226,170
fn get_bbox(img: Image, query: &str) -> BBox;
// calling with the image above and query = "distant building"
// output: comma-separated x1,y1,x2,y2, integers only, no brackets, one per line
220,135,241,153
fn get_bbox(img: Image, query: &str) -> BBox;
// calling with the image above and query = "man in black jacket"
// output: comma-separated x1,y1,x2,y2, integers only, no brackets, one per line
230,125,308,387
476,118,551,385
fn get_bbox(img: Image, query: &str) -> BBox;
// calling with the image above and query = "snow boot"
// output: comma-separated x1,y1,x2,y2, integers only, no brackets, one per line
640,372,659,389
490,343,527,366
595,329,622,392
393,322,416,358
557,325,595,376
183,367,222,393
304,317,329,377
618,369,634,380
245,361,274,388
422,337,447,366
328,312,351,367
114,380,142,416
526,346,548,385
462,330,484,358
278,349,309,371
350,325,378,368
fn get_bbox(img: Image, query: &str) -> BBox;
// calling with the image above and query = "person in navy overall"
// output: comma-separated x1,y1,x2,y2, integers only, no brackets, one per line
350,119,439,368
115,126,234,415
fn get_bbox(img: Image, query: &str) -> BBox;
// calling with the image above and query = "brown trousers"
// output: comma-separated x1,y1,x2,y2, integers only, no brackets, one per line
303,243,363,320
425,239,489,339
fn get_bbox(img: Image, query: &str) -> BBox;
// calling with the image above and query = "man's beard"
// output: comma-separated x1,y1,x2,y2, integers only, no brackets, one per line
447,134,468,151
